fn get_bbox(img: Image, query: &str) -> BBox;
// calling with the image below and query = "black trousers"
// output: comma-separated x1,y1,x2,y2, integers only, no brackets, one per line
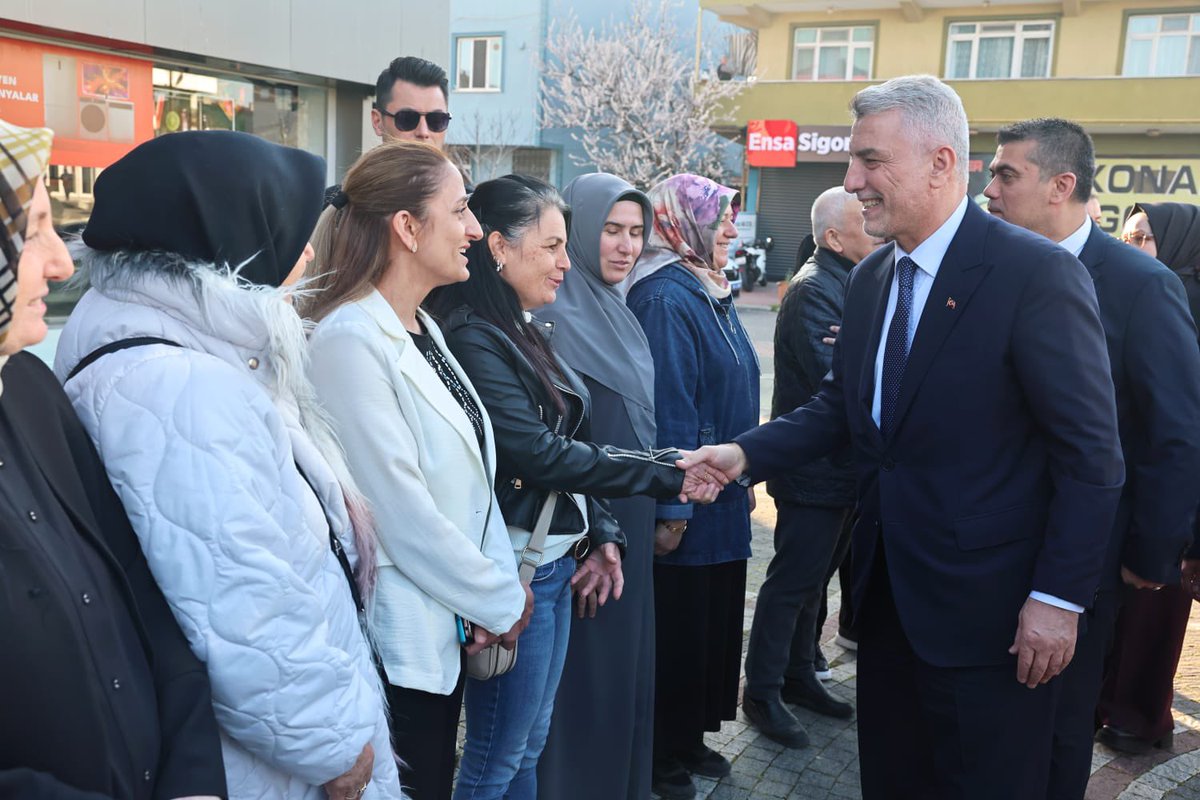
1045,587,1120,800
384,658,467,800
653,560,747,757
743,502,852,698
857,557,1061,800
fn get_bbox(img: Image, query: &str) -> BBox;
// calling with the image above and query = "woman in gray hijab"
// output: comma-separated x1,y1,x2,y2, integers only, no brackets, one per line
536,173,660,800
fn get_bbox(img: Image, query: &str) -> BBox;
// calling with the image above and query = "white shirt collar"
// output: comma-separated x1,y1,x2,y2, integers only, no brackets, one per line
893,196,970,279
1057,216,1093,258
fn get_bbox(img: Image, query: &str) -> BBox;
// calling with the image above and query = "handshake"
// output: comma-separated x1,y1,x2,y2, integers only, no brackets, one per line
673,443,751,504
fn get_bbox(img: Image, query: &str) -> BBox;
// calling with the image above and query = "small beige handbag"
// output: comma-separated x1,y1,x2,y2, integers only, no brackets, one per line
466,491,559,680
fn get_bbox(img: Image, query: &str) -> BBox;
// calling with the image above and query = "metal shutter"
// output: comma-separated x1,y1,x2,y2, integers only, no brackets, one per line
756,163,849,281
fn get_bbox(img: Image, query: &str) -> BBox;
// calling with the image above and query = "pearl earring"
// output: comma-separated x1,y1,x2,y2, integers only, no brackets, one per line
411,242,418,254
496,261,505,273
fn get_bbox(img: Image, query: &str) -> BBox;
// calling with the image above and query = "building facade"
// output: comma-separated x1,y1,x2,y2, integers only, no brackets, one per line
0,0,448,358
449,0,746,188
703,0,1200,279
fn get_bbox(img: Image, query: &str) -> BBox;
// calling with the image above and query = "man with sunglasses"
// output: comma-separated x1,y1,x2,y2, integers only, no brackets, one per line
371,56,452,149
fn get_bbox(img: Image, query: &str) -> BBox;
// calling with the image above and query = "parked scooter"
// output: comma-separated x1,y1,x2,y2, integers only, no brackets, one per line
733,236,773,290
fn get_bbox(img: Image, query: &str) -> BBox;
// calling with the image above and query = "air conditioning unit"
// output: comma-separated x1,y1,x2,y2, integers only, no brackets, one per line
76,97,135,143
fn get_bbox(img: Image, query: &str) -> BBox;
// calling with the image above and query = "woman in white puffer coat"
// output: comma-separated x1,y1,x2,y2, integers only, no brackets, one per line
53,130,405,800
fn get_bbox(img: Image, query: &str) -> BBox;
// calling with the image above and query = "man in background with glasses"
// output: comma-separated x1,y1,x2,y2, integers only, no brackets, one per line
370,56,453,149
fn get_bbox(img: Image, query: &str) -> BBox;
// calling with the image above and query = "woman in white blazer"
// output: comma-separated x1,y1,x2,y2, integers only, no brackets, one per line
301,141,531,800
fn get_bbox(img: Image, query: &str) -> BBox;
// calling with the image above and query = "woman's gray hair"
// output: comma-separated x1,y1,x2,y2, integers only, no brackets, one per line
850,75,970,180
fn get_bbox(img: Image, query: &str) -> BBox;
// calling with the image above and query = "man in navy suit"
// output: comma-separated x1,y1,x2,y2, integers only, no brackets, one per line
982,117,1200,800
679,76,1125,799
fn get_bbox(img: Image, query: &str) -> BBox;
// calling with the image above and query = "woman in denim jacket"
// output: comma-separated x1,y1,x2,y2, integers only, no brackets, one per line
626,174,761,800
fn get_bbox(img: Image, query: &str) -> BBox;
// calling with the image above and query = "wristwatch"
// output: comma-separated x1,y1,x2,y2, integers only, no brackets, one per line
659,520,688,536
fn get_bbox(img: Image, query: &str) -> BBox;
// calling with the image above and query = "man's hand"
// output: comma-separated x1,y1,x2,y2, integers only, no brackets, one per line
498,583,535,650
675,448,727,503
1121,565,1166,591
323,742,373,800
571,542,623,618
1182,559,1200,600
1008,596,1079,688
822,324,840,346
676,444,749,501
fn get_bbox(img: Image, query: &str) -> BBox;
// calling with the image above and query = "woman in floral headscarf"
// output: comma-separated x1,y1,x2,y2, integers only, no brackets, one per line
626,174,760,800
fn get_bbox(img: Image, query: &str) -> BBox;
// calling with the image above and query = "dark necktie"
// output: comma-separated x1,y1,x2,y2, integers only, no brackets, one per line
880,256,917,438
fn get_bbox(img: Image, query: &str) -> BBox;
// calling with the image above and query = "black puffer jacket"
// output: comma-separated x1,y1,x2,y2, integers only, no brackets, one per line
767,247,857,507
439,306,685,554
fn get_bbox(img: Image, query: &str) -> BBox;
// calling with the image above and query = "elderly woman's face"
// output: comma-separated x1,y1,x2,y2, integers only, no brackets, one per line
711,205,737,270
494,207,570,310
597,200,645,285
2,183,72,355
1121,211,1157,259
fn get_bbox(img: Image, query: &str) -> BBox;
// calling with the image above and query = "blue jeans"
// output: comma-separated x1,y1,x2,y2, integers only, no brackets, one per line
454,554,576,800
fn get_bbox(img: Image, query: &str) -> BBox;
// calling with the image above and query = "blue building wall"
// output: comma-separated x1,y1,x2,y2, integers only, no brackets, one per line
446,0,545,149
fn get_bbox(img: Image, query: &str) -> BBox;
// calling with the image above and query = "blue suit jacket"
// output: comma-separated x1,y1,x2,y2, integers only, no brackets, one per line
736,200,1125,669
1076,222,1200,588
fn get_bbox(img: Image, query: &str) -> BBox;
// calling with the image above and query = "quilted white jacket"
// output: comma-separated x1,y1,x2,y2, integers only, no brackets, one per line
53,256,405,800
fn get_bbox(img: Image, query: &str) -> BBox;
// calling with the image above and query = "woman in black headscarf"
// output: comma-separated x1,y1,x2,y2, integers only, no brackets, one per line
0,119,226,799
536,173,661,799
1096,202,1200,754
53,130,404,800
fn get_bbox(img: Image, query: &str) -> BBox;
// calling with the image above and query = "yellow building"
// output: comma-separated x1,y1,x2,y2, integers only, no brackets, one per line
704,0,1200,278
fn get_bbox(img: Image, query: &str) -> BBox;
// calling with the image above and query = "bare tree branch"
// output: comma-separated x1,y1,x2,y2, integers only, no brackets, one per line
540,0,746,190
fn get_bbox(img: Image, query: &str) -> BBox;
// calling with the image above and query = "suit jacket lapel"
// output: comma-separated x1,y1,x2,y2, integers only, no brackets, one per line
1077,220,1107,280
887,202,992,440
858,245,895,441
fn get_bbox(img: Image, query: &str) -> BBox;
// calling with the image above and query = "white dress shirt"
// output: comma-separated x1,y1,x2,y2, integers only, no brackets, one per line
869,197,1081,614
871,196,969,427
1058,216,1093,259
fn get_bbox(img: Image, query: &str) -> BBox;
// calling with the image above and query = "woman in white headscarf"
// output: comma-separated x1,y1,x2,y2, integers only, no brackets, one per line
536,173,660,799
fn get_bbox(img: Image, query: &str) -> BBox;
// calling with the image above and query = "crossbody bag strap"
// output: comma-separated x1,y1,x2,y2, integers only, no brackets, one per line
517,491,559,583
293,461,365,615
66,336,183,382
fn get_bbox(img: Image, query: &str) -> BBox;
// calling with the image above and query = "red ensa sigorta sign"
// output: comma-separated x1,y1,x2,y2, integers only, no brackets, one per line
746,119,798,168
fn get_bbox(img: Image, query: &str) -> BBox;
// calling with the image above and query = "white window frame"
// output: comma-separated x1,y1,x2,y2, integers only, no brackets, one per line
944,19,1056,79
1122,13,1200,76
791,25,875,81
454,35,503,92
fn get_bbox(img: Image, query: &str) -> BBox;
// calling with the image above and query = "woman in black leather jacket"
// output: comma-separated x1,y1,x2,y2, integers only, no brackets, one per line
426,174,693,800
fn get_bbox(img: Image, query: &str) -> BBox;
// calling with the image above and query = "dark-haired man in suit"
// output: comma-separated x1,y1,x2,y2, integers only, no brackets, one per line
679,76,1125,799
983,117,1200,800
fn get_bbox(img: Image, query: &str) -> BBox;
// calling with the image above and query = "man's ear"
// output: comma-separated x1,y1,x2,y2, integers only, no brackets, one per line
370,108,386,140
930,144,958,188
824,227,846,256
1049,172,1079,207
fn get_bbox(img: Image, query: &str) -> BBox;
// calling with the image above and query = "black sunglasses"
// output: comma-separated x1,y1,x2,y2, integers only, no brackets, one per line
376,106,452,133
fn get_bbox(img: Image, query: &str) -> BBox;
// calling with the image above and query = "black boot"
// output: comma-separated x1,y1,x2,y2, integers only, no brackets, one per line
742,694,811,748
782,672,854,719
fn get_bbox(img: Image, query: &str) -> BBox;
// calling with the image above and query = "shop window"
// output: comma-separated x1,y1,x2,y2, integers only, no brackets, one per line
1122,13,1200,76
945,20,1055,79
791,26,874,81
455,36,503,91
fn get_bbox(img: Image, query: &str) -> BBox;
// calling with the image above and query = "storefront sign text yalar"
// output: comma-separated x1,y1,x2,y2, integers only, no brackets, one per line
0,74,39,103
1092,158,1198,233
